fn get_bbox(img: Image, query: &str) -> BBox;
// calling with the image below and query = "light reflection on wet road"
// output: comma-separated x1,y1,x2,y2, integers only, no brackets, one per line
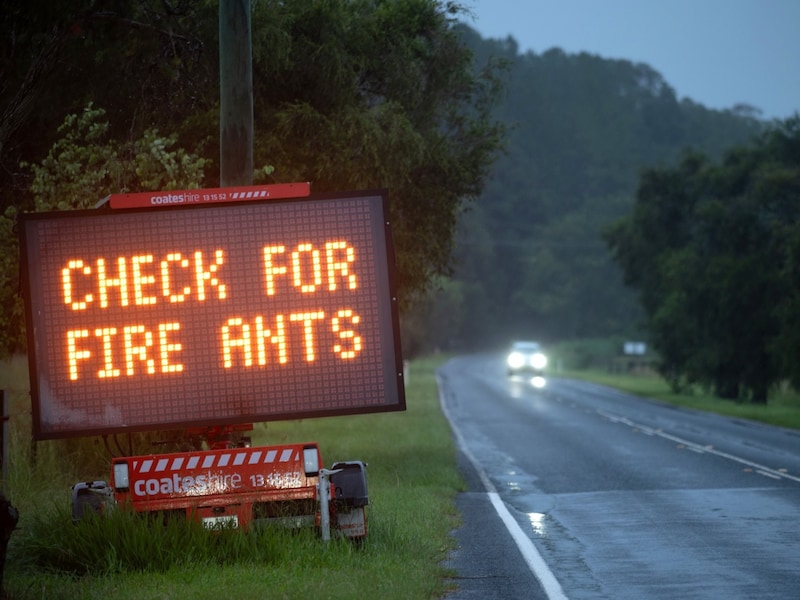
439,353,800,599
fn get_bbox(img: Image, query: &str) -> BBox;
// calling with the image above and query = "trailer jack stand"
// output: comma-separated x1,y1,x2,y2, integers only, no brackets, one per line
318,468,342,541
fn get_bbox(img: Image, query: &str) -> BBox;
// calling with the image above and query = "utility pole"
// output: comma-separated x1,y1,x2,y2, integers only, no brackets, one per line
219,0,254,186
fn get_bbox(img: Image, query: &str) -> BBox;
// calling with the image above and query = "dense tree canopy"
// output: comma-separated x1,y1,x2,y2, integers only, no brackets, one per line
0,0,505,357
606,118,800,403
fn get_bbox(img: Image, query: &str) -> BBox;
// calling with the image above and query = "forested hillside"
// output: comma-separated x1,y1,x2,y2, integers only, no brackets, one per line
0,3,773,362
404,25,764,354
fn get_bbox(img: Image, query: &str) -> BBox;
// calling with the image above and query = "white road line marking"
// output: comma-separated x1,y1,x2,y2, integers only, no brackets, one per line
598,410,800,484
437,378,568,600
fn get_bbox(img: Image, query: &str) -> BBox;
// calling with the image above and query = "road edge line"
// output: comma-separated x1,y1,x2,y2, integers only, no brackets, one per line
437,375,568,600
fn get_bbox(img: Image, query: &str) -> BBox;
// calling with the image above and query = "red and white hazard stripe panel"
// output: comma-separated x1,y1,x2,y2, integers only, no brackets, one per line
133,447,300,475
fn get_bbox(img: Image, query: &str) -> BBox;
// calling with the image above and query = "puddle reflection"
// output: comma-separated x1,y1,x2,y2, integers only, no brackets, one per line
509,375,547,398
527,512,547,537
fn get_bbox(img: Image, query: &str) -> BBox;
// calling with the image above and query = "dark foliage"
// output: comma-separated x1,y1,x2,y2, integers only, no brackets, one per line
607,118,800,402
0,0,506,357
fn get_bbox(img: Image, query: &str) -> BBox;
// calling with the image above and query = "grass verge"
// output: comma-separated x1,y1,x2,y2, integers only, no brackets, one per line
560,367,800,431
1,354,461,600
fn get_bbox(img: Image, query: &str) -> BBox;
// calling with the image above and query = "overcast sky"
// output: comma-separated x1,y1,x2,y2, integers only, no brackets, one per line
463,0,799,120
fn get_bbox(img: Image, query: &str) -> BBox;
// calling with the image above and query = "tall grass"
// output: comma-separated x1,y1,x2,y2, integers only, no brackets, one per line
1,354,461,599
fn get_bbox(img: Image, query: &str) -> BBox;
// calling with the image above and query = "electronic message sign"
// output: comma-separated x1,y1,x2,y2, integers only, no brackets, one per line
20,189,405,440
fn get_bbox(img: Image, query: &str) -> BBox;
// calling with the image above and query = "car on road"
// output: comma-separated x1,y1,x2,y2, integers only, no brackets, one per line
506,341,548,377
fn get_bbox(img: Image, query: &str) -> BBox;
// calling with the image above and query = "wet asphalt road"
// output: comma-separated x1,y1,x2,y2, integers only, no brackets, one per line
437,353,800,599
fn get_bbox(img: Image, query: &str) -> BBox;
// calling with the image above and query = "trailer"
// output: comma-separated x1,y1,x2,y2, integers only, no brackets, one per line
19,184,405,540
72,430,369,539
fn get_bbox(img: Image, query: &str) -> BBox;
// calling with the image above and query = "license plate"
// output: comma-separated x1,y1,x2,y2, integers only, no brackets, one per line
336,508,366,537
202,515,239,530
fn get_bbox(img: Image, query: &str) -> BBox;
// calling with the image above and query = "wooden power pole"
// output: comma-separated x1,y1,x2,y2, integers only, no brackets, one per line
219,0,254,186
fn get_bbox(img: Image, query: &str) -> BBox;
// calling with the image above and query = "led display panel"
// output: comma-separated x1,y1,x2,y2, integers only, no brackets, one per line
20,190,405,440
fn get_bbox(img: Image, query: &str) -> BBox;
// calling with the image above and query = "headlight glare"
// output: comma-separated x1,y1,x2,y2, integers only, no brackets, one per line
507,352,525,368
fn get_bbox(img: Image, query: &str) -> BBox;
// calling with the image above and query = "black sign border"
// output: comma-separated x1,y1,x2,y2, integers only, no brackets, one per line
19,189,405,440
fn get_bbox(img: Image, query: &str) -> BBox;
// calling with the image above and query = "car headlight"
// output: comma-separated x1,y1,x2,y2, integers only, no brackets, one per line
507,352,525,369
531,353,548,370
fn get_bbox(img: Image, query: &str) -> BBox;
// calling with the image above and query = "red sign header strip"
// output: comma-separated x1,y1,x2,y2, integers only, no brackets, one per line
109,182,311,209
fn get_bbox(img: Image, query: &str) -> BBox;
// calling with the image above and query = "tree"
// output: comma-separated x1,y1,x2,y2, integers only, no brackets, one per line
438,28,763,351
0,104,210,356
22,104,208,212
606,117,800,403
0,0,215,195
0,1,506,357
251,0,505,305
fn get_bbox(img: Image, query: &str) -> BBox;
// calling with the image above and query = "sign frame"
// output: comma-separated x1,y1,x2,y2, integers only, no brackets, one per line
20,189,405,440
